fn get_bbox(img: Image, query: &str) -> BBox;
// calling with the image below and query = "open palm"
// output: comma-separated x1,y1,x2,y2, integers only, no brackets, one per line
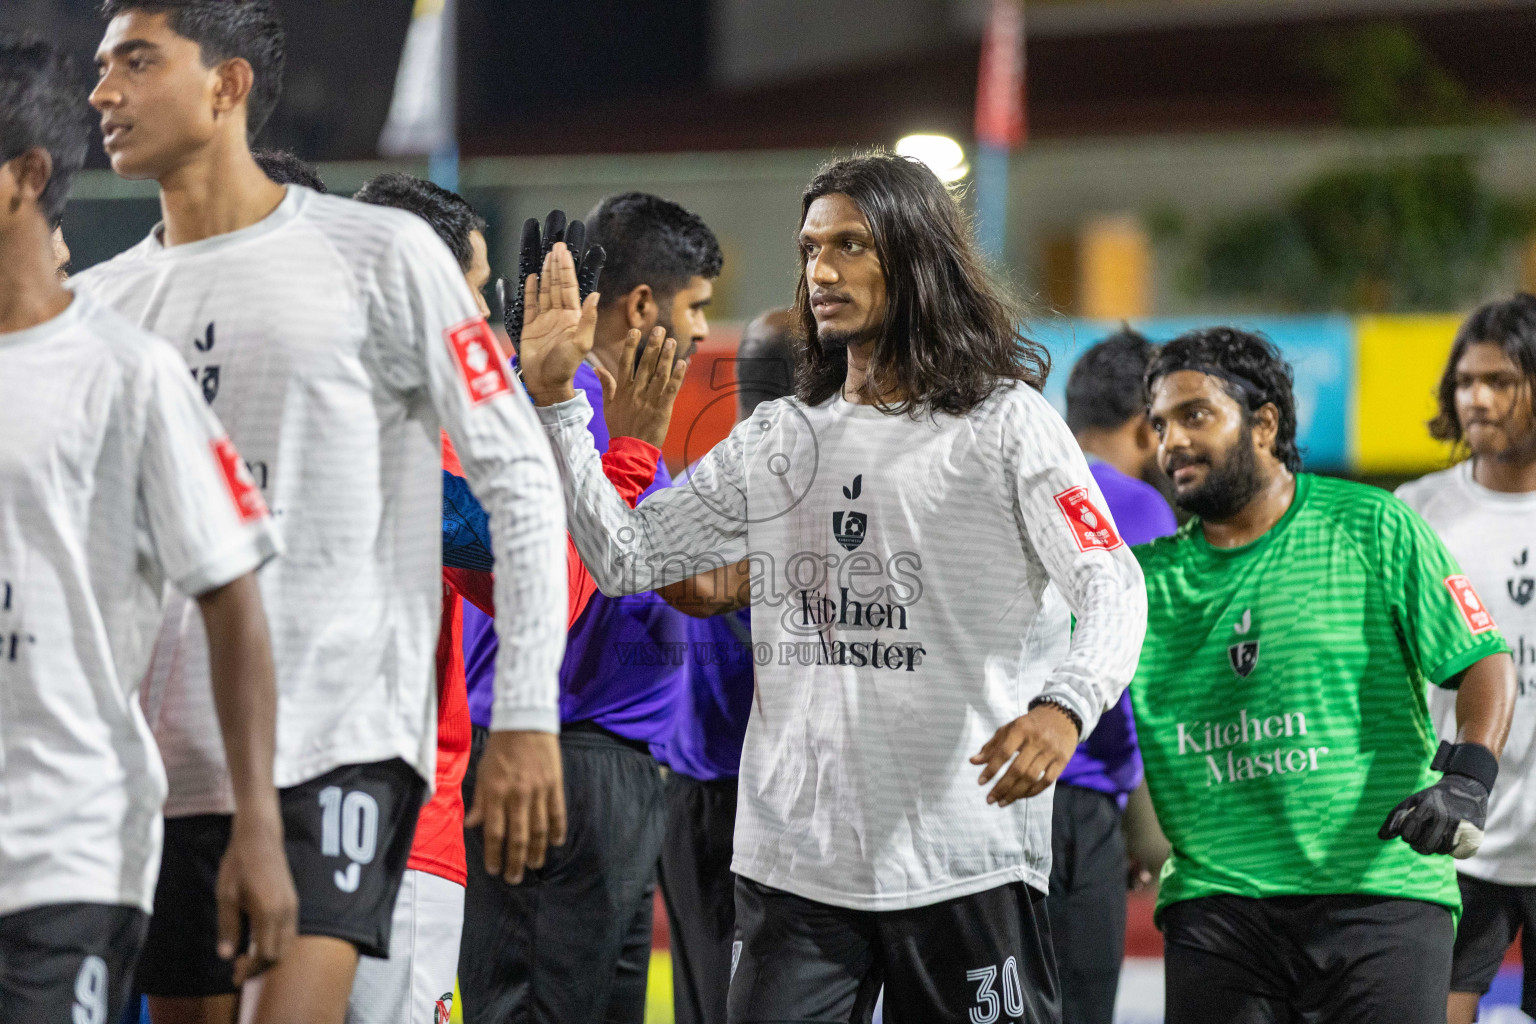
520,242,599,405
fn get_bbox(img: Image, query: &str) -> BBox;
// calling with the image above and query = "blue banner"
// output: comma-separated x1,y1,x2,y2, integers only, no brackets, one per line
1030,316,1355,470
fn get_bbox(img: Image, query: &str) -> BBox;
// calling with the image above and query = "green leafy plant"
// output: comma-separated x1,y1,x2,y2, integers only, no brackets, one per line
1174,26,1534,313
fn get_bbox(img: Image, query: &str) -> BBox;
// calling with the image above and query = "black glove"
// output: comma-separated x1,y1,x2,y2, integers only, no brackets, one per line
497,210,607,354
1378,740,1497,858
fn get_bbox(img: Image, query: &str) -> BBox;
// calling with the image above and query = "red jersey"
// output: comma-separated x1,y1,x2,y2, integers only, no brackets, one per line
409,432,662,885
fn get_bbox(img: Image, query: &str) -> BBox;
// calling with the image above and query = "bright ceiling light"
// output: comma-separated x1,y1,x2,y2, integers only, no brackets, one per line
895,133,969,183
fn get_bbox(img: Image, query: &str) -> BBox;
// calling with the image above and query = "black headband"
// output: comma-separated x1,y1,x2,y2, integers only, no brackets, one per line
1165,363,1264,405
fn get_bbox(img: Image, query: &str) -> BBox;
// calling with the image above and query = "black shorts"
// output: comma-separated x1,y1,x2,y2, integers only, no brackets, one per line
136,758,425,997
458,724,666,1024
0,902,147,1023
659,772,740,1024
1162,893,1454,1024
1449,873,1536,1013
1045,784,1127,1024
728,877,1059,1024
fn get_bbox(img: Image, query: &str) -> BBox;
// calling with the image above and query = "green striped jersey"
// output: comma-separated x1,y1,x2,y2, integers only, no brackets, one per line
1132,473,1508,919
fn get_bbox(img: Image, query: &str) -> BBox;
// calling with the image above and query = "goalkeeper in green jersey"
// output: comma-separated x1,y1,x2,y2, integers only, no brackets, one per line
1132,327,1517,1024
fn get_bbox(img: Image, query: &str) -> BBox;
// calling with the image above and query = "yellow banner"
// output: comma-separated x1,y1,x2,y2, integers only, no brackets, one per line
1353,315,1462,474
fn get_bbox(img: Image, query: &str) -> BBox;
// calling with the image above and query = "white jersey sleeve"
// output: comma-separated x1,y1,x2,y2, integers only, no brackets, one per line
137,338,280,597
536,390,751,595
996,385,1148,737
1397,463,1536,885
364,217,567,733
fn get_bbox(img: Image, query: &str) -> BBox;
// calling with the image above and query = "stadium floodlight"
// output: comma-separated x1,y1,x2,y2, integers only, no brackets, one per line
895,133,969,183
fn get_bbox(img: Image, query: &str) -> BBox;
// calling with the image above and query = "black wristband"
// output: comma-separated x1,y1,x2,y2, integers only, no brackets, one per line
1430,740,1499,791
1028,695,1083,738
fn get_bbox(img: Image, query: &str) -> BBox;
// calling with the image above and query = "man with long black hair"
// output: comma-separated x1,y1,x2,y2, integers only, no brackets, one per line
1134,327,1517,1024
1397,295,1536,1024
518,153,1148,1022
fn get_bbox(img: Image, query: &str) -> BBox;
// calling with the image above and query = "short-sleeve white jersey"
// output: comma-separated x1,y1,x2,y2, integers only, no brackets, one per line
539,381,1147,909
73,186,567,815
0,290,276,915
1398,461,1536,884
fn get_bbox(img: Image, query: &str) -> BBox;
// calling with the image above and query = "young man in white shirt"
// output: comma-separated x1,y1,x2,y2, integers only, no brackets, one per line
1397,294,1536,1024
75,4,570,1022
0,32,293,1021
519,153,1148,1023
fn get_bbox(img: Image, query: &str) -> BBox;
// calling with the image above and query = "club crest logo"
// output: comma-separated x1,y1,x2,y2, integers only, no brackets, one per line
833,475,867,551
189,323,220,404
434,992,454,1024
1228,609,1259,677
198,366,221,404
1510,549,1534,607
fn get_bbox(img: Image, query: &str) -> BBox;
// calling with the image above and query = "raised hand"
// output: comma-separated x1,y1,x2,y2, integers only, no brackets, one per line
500,211,606,351
598,326,689,449
518,242,599,406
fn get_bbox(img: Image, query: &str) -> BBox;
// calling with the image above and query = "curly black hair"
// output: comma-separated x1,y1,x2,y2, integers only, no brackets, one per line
101,0,285,140
1430,293,1536,445
1145,326,1303,472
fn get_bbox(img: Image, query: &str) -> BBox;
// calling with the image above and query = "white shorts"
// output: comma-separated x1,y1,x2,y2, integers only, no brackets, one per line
345,868,465,1024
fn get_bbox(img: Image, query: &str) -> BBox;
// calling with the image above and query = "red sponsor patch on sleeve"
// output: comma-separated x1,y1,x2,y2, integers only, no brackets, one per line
446,318,512,406
1445,574,1496,635
211,437,268,524
1054,485,1123,552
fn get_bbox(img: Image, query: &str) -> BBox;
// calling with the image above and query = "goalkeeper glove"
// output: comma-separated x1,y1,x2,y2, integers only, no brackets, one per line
498,210,607,354
1378,740,1498,859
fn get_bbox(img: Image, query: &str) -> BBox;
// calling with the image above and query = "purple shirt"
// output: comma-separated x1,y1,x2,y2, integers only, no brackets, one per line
465,361,690,742
652,608,755,781
1055,460,1178,803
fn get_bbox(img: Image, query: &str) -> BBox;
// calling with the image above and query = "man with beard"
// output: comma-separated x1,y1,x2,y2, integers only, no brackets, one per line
1395,295,1536,1024
1133,326,1518,1024
519,153,1149,1023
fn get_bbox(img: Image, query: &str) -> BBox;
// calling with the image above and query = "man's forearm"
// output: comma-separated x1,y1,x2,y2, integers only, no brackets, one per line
658,559,752,618
197,574,281,816
1038,562,1148,741
537,394,672,596
483,471,568,734
1455,652,1517,758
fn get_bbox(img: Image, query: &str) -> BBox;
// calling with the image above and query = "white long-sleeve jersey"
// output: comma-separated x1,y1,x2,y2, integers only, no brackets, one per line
0,292,277,915
74,186,566,815
1398,462,1536,884
539,381,1146,909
